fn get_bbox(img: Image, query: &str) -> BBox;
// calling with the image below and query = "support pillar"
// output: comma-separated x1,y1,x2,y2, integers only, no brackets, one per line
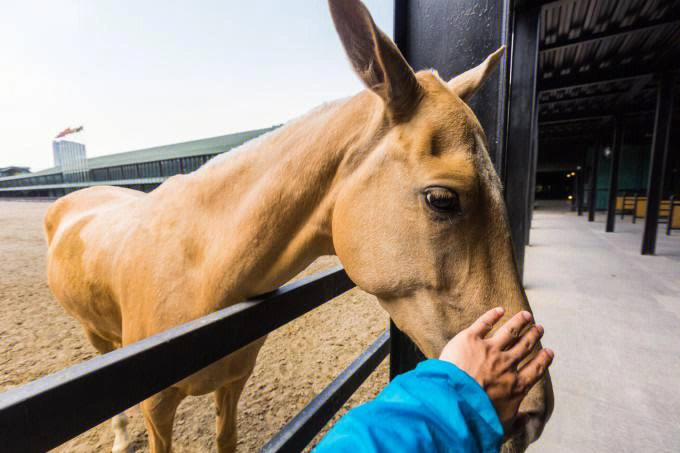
388,321,425,380
525,100,540,245
642,72,675,255
588,146,599,222
503,4,540,276
606,115,624,232
576,166,584,215
571,172,578,211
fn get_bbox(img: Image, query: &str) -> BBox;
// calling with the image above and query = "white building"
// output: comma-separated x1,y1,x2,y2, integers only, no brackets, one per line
53,140,88,182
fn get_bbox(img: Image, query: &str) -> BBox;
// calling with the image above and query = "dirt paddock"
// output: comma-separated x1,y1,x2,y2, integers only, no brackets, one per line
0,200,389,452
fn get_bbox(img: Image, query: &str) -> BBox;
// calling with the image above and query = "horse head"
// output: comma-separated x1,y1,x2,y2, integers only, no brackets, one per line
327,0,553,450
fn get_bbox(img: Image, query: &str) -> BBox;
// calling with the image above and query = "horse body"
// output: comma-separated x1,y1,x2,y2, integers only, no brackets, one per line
45,1,552,452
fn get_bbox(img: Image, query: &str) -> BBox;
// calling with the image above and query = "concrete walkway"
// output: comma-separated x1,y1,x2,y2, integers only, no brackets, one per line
525,202,680,453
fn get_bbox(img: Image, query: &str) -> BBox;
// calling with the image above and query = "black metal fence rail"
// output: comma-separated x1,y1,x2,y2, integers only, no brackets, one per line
261,330,390,452
0,266,393,453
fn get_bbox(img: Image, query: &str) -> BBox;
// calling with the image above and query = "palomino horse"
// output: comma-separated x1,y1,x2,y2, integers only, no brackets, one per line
44,0,553,451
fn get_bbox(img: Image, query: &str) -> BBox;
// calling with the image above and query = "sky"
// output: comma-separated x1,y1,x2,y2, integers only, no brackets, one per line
0,1,393,171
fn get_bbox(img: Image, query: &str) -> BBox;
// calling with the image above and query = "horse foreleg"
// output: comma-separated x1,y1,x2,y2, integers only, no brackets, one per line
215,339,265,453
81,329,133,453
111,413,133,453
140,387,185,453
215,376,250,453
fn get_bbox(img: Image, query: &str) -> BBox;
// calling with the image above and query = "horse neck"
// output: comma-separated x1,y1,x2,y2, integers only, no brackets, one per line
181,91,385,298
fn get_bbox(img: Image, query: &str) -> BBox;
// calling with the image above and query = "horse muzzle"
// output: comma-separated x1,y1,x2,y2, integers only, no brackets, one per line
502,372,554,453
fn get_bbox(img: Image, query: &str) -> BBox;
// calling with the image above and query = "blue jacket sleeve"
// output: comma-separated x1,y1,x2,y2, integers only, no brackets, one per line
313,359,504,453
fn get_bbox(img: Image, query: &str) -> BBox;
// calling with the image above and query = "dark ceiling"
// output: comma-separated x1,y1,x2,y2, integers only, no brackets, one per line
536,0,680,150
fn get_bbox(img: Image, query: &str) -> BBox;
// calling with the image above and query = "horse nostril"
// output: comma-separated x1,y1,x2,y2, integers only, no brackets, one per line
501,411,545,453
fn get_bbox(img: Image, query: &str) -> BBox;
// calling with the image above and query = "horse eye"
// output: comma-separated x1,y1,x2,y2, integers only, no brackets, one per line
424,187,460,213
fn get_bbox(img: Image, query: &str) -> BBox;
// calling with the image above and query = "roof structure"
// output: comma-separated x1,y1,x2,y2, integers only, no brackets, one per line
85,127,277,170
0,126,277,182
0,166,30,176
537,0,680,142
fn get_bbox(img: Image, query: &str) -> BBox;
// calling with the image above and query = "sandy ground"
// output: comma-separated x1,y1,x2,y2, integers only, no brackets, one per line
0,200,389,452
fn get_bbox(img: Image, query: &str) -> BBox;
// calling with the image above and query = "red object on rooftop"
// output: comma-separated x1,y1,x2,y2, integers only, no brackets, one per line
55,126,83,139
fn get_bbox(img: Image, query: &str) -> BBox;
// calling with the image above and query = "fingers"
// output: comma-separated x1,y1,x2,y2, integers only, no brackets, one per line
468,307,505,338
517,348,554,393
491,311,532,349
507,324,544,366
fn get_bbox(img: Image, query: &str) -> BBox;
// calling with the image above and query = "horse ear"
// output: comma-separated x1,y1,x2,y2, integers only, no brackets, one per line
448,46,506,102
328,0,422,122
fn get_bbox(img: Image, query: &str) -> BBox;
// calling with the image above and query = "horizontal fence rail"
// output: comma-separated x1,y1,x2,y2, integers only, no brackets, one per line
0,267,355,452
261,330,390,453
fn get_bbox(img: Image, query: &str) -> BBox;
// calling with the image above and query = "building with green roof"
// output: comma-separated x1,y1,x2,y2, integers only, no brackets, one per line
0,126,277,197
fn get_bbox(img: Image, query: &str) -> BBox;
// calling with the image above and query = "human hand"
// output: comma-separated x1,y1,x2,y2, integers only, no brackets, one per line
439,307,554,432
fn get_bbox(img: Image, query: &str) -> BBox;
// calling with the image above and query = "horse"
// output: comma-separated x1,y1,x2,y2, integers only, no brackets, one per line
44,0,553,451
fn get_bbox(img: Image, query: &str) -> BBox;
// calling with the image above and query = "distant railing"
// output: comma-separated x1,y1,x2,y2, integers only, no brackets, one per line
0,267,392,452
0,177,167,192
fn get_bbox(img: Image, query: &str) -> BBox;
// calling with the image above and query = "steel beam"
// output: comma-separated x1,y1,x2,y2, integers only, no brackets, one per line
539,110,654,125
642,72,676,254
539,115,612,126
540,91,628,107
619,74,655,106
540,19,680,53
606,114,624,232
539,71,656,93
538,0,571,7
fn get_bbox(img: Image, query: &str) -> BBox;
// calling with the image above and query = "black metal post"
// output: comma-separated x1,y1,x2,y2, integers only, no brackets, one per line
525,100,540,244
642,72,675,255
388,321,426,379
503,4,540,276
588,146,599,222
393,0,510,168
576,166,584,215
571,172,578,211
262,331,390,452
606,115,624,232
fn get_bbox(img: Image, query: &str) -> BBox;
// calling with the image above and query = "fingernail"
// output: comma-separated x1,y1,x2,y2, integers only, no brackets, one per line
522,311,532,321
536,324,544,334
496,307,505,315
545,348,554,358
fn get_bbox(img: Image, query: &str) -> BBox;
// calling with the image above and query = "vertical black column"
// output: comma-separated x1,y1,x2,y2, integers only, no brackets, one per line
642,72,675,255
606,115,624,232
504,5,540,276
525,101,540,244
394,0,510,168
588,147,599,222
571,172,578,211
388,321,425,380
391,0,511,378
576,165,584,215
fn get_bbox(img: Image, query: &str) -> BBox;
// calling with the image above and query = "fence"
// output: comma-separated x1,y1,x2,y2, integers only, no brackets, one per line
0,266,406,452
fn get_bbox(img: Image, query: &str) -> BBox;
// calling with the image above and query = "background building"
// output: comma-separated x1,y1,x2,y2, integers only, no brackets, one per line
0,166,30,177
53,140,88,183
0,126,276,198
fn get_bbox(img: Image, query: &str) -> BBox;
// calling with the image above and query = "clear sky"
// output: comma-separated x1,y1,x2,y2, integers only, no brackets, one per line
0,1,393,171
